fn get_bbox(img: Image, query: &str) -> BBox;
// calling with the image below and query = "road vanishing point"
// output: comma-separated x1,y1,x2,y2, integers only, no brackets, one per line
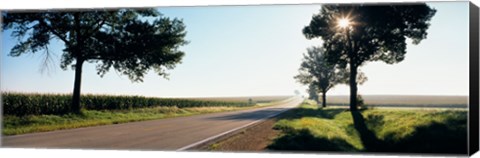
2,97,304,151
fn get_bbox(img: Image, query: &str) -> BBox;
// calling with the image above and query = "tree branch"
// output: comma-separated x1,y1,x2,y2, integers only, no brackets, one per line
86,17,106,37
38,19,70,45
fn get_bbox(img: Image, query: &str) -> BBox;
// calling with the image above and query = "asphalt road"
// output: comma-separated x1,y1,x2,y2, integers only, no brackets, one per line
2,97,304,151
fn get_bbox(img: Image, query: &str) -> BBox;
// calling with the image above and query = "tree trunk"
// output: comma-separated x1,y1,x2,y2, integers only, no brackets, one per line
346,28,358,111
71,13,85,114
349,63,358,111
71,59,84,114
322,92,327,108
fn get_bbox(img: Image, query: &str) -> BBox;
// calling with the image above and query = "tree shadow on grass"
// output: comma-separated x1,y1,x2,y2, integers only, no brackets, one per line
267,128,357,152
350,110,385,152
270,108,467,154
381,118,467,154
349,110,466,154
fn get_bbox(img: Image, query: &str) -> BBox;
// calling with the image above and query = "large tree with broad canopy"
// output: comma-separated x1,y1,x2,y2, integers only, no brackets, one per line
2,9,188,113
303,4,436,111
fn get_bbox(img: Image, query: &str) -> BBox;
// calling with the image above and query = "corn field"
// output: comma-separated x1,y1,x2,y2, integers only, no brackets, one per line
2,93,253,116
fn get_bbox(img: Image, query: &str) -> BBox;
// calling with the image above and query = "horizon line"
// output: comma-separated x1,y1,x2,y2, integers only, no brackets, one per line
0,90,469,98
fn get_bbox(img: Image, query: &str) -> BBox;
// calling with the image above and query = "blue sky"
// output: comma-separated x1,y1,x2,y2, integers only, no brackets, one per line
0,2,470,97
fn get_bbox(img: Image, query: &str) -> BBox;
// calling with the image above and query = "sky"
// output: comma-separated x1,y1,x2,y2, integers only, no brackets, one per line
0,2,470,97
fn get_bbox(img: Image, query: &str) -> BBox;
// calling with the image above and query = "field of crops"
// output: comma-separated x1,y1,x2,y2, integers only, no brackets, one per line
190,96,291,103
326,95,468,108
2,93,261,116
2,93,293,135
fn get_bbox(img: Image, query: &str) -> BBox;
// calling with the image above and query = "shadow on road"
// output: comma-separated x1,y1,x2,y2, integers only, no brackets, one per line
207,108,287,121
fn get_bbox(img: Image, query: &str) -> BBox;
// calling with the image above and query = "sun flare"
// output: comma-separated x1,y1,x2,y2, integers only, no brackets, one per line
338,18,350,28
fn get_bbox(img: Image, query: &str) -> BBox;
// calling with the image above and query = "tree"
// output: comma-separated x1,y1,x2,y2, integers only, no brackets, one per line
2,9,188,113
303,4,436,111
294,46,342,108
295,46,366,107
294,90,301,96
307,83,320,103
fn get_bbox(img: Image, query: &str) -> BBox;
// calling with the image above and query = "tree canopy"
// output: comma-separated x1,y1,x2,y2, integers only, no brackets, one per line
307,83,320,103
3,9,187,81
295,46,366,107
303,4,436,110
2,9,188,113
295,46,342,107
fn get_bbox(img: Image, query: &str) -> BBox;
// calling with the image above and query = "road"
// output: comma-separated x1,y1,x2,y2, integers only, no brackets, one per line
2,97,304,150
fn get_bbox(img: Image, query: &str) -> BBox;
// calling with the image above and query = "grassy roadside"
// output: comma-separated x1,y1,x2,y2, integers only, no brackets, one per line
3,98,293,136
268,101,467,154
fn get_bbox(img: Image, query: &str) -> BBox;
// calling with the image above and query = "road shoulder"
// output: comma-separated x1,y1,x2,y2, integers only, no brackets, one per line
193,110,289,151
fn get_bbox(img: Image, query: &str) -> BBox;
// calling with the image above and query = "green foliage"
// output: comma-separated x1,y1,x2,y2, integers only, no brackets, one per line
269,102,467,154
303,5,436,68
2,9,189,113
2,93,253,116
294,47,367,107
302,4,436,110
2,9,187,81
295,47,346,107
307,83,319,103
294,47,340,93
2,9,188,81
3,106,251,135
356,94,365,108
248,98,254,105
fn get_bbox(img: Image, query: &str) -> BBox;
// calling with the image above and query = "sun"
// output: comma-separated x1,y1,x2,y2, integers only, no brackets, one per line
338,18,351,28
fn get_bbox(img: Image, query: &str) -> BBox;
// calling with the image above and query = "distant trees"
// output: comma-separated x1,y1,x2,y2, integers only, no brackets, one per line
295,46,366,107
2,9,188,113
303,4,436,111
307,83,320,103
294,47,342,108
294,90,301,96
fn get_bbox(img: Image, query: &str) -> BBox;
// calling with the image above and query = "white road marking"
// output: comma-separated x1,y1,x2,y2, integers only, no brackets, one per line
176,99,301,151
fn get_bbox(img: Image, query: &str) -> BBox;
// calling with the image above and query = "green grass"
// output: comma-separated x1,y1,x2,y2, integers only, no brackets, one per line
3,106,260,136
268,101,467,154
2,93,293,135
